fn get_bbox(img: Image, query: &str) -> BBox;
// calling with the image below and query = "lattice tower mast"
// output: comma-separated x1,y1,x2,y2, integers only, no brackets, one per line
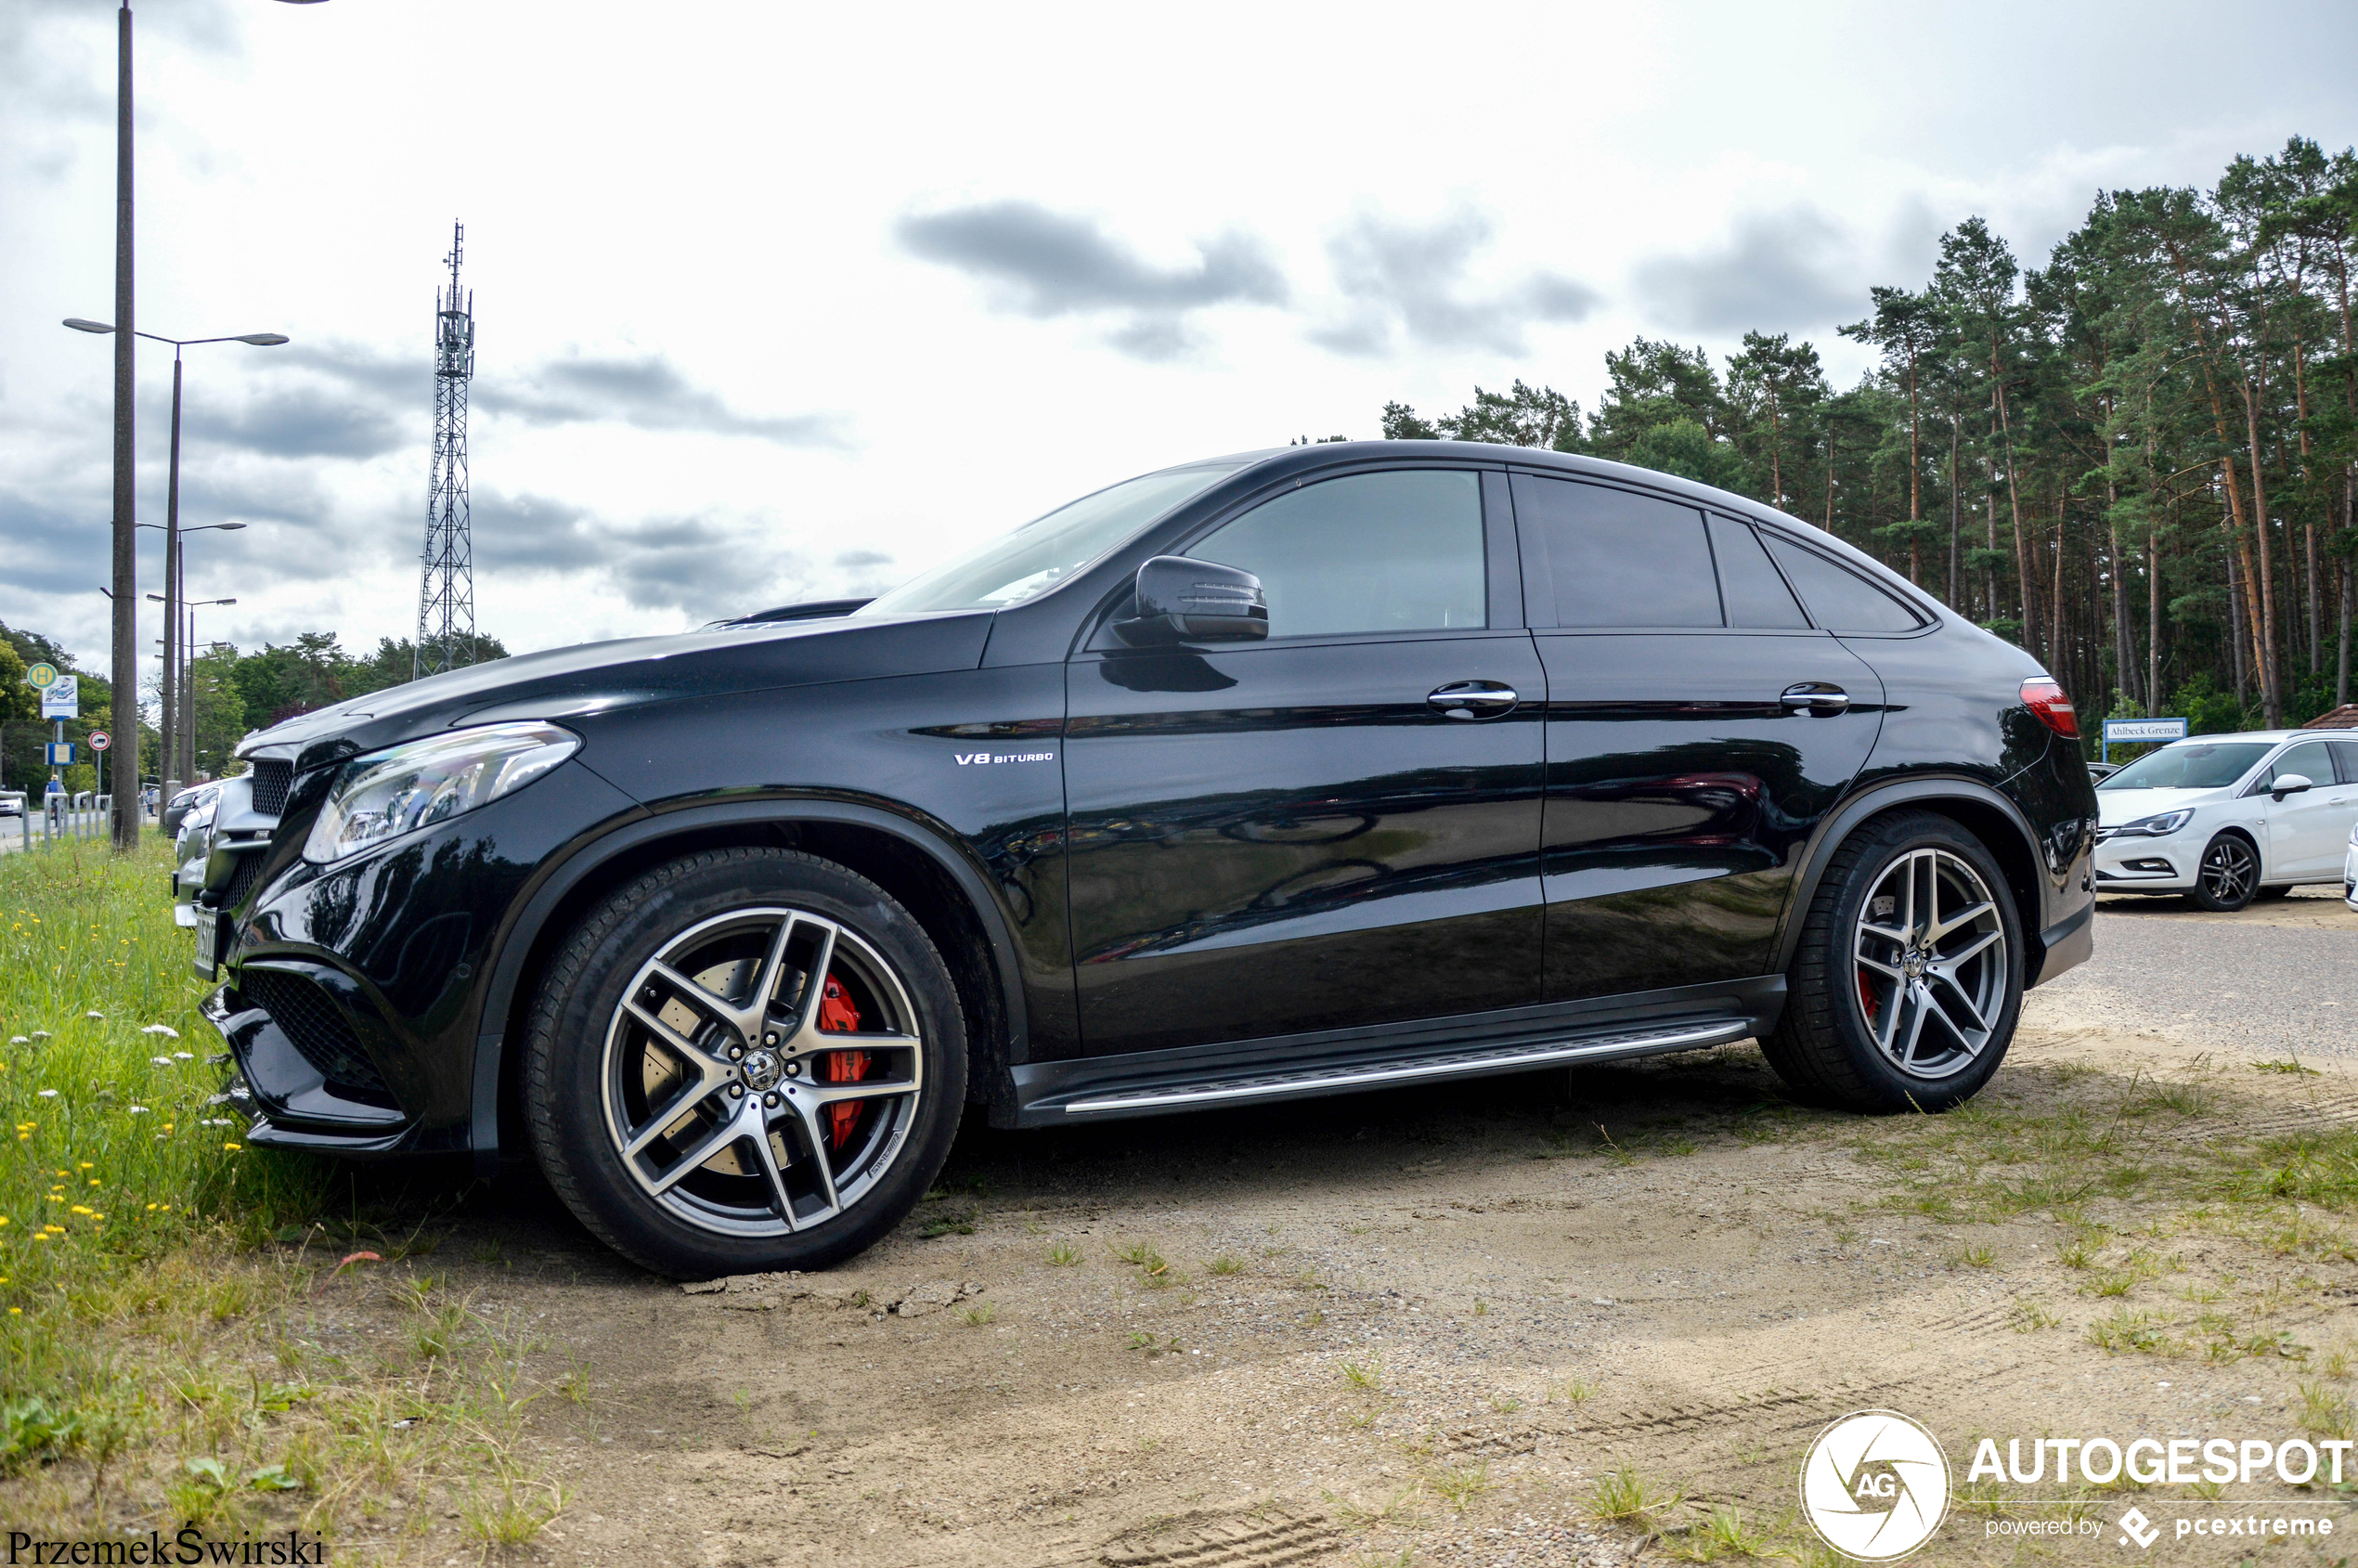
415,220,477,679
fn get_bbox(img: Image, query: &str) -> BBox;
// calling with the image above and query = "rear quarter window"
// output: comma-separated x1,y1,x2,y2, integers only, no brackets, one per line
1762,535,1924,633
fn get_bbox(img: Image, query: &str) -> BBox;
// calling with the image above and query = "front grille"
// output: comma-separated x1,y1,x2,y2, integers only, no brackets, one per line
237,968,393,1102
249,759,292,816
222,851,267,911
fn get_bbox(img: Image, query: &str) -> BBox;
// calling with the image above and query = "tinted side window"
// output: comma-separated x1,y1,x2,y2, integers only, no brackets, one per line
2331,740,2358,785
1514,474,1720,628
1186,471,1485,637
2261,743,2335,789
1762,536,1924,632
1708,515,1808,629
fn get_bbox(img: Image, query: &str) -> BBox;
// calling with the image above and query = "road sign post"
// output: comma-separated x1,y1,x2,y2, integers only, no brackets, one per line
2101,717,2189,764
89,730,110,796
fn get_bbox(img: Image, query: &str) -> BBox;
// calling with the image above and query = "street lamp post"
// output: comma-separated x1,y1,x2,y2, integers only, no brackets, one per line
70,320,281,810
139,518,242,804
181,601,234,780
84,0,320,849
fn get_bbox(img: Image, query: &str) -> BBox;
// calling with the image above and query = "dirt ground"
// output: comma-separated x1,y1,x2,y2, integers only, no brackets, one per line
250,941,2357,1568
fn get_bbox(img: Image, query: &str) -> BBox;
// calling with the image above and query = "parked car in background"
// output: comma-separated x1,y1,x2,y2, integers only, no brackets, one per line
179,441,2096,1277
2088,761,2120,784
2095,732,2358,910
162,779,224,840
2344,817,2357,910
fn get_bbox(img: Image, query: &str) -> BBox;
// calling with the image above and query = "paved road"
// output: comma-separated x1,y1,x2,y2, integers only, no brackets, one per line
2030,888,2358,1059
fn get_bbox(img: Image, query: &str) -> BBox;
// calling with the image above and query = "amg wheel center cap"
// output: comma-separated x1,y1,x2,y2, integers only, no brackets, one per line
1901,949,1929,979
741,1047,784,1092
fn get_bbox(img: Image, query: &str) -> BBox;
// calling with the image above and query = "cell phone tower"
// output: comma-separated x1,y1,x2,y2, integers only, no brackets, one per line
414,220,477,680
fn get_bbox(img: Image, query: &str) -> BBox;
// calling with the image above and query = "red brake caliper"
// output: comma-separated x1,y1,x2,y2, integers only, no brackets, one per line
1858,969,1880,1021
816,975,867,1147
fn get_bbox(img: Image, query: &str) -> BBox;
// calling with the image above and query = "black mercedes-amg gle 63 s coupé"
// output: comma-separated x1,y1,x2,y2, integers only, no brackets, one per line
181,441,2095,1276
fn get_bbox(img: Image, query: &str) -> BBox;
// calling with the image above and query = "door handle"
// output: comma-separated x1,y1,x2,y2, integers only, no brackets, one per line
1781,682,1850,715
1429,680,1518,719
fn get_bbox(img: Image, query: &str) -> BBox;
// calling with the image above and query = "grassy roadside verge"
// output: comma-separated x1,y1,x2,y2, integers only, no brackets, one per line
0,838,567,1554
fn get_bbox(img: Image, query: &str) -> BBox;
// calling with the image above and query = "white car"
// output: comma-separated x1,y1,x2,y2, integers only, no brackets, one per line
2344,816,2356,912
2096,731,2358,911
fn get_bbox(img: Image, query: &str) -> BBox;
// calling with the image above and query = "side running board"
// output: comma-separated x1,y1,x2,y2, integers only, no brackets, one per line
1056,1017,1751,1118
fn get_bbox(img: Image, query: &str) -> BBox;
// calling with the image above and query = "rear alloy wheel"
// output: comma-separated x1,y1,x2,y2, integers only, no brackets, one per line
525,849,965,1276
1762,810,2022,1112
1849,847,2010,1080
2189,833,2259,913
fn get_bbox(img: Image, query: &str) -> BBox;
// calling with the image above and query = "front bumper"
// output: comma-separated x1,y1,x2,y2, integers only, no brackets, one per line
197,757,640,1159
2092,827,2195,889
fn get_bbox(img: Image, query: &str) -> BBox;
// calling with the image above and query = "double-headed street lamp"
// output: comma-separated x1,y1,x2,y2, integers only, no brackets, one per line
67,318,283,810
136,519,243,799
84,0,321,849
144,596,237,783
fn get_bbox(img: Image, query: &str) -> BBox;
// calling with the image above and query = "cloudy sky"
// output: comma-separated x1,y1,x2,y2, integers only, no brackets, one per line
5,0,2354,674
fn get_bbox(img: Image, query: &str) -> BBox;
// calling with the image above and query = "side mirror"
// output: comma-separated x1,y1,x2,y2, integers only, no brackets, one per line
1112,556,1268,646
2271,772,2314,800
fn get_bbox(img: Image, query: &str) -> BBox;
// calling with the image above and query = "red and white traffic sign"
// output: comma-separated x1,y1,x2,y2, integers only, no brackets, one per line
88,730,111,752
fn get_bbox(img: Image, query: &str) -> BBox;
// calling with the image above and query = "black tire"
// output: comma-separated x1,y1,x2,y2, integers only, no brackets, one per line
1761,810,2023,1113
523,848,966,1277
2188,832,2260,912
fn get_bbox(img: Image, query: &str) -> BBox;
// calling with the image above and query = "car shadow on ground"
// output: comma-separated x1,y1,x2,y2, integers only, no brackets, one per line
327,1043,1827,1274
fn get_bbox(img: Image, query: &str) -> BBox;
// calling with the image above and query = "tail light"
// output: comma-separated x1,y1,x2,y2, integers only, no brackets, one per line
2021,678,2078,738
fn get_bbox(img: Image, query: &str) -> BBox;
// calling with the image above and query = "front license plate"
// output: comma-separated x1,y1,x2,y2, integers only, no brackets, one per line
192,911,221,982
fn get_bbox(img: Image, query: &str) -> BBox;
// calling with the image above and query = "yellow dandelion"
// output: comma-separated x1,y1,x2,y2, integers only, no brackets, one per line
87,1179,100,1187
224,1142,242,1152
144,1203,157,1212
71,1206,93,1215
76,1161,91,1170
7,1308,18,1315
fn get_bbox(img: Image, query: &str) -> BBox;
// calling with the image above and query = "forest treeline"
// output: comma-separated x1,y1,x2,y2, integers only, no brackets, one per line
1381,136,2358,739
1,622,508,788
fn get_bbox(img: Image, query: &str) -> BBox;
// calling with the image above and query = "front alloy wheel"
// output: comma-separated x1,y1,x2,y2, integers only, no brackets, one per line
525,849,965,1276
604,908,922,1237
2190,833,2259,912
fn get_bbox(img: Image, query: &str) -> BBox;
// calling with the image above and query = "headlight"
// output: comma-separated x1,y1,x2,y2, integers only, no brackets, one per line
2115,808,2194,838
304,723,577,864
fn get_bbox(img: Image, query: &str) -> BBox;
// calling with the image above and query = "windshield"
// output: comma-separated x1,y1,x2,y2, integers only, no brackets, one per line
856,463,1243,616
2097,741,2272,791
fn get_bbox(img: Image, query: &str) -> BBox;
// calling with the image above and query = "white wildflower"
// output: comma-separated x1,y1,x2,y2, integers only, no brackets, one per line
140,1025,180,1039
174,1051,194,1061
128,1106,149,1115
151,1056,173,1067
84,1011,104,1020
8,1036,25,1045
37,1089,58,1099
32,1030,51,1041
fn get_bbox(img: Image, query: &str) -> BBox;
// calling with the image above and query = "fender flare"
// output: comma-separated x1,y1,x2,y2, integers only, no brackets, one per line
1768,774,2050,977
468,798,1031,1169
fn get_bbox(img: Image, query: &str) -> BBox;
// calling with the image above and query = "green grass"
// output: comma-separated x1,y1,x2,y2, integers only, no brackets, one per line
0,839,565,1543
3,841,328,1418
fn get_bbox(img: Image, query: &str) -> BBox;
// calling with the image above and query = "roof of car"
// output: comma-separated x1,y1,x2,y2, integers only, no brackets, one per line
2160,731,2314,745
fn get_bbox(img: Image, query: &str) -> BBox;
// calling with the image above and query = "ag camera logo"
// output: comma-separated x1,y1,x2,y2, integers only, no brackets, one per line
1799,1409,1951,1561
